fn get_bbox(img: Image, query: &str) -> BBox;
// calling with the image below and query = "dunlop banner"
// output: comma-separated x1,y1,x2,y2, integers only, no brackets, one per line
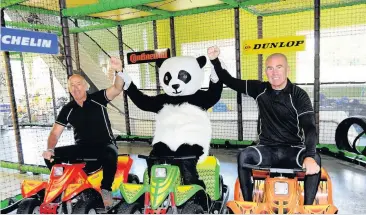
243,36,306,54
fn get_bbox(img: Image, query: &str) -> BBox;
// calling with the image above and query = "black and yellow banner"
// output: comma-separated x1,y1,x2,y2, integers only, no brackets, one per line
243,36,306,54
127,48,170,64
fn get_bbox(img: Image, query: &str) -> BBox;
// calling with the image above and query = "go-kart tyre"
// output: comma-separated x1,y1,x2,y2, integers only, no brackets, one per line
72,196,104,214
17,198,41,214
181,202,204,214
212,175,228,214
7,197,15,206
219,175,224,198
226,208,234,214
117,202,142,214
128,174,140,184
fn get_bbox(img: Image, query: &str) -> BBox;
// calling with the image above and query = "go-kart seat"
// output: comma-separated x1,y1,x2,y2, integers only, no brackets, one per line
252,167,329,181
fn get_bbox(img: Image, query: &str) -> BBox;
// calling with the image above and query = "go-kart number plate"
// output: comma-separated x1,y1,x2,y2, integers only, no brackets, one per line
274,182,288,195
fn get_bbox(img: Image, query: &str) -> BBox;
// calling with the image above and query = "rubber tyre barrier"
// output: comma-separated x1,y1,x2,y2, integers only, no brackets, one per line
335,116,366,156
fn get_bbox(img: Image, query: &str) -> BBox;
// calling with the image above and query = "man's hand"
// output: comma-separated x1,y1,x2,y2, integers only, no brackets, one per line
110,56,123,71
42,150,54,161
302,157,320,175
207,46,220,60
106,57,125,100
107,56,123,83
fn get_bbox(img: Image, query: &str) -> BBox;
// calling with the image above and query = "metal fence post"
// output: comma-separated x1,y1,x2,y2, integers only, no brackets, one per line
153,20,161,95
1,9,24,168
235,8,244,141
117,25,131,136
314,0,321,144
170,17,176,57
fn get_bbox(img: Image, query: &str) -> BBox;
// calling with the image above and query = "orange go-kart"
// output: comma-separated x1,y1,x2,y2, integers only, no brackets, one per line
17,154,139,214
226,164,338,214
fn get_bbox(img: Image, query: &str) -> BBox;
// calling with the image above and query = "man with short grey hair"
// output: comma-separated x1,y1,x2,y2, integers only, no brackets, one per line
208,46,321,205
42,57,124,208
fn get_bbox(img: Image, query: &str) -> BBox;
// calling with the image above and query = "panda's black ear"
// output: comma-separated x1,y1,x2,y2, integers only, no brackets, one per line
196,56,206,68
156,59,166,68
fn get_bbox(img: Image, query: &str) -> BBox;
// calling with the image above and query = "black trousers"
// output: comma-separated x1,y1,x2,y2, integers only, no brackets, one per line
44,143,118,191
147,142,206,189
237,144,321,205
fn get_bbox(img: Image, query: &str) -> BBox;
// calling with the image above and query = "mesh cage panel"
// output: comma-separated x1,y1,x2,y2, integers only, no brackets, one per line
1,0,73,203
317,2,366,150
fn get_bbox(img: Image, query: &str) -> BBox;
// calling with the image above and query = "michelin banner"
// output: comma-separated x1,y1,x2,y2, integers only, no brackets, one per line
0,27,58,54
243,36,306,54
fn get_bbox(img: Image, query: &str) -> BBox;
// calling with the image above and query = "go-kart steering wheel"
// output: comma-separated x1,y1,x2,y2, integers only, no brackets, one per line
50,156,98,164
242,163,306,174
138,154,197,161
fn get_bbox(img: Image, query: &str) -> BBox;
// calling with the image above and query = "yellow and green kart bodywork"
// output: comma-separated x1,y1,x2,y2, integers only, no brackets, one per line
119,156,224,212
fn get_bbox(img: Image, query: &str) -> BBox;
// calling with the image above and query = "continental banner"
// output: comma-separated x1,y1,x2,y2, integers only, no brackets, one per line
127,48,170,64
243,36,306,54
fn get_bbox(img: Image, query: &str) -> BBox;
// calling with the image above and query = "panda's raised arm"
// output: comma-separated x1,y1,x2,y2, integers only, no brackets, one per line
210,58,261,98
118,72,163,113
126,82,164,113
199,77,223,109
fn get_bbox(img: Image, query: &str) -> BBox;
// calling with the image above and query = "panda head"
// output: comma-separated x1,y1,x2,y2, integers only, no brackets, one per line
156,56,206,96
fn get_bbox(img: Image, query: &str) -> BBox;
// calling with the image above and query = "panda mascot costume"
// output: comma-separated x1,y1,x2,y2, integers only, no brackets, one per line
118,50,223,188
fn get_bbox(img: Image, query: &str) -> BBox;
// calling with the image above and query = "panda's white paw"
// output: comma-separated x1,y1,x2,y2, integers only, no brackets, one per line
210,67,219,83
117,71,132,90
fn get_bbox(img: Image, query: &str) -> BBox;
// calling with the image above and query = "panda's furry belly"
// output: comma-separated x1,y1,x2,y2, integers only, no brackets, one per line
152,103,211,162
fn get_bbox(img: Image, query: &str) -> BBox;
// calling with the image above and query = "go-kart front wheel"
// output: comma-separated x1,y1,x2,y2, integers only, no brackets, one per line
117,202,142,214
128,174,140,184
181,202,204,214
72,190,103,214
17,198,41,214
72,198,100,214
226,207,234,214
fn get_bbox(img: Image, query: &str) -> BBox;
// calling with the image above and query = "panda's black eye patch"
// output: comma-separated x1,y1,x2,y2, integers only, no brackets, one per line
163,72,172,85
178,70,191,84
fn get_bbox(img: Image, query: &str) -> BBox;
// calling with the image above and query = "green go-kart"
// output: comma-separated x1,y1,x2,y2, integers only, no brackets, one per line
116,155,229,214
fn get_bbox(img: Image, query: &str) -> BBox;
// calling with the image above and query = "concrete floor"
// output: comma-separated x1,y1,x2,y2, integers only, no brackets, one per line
0,128,365,214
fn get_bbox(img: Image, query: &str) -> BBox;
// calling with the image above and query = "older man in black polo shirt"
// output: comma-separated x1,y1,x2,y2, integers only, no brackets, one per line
207,46,321,205
42,57,124,207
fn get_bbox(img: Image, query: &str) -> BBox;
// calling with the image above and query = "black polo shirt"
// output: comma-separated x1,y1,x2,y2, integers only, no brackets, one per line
211,58,316,157
55,90,114,146
244,79,313,146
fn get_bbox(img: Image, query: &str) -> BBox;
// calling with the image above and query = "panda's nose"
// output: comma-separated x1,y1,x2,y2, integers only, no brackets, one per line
172,84,180,90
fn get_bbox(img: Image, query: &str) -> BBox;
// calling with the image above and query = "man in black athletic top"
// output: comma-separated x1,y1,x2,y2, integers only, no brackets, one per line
42,57,124,208
207,46,321,205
